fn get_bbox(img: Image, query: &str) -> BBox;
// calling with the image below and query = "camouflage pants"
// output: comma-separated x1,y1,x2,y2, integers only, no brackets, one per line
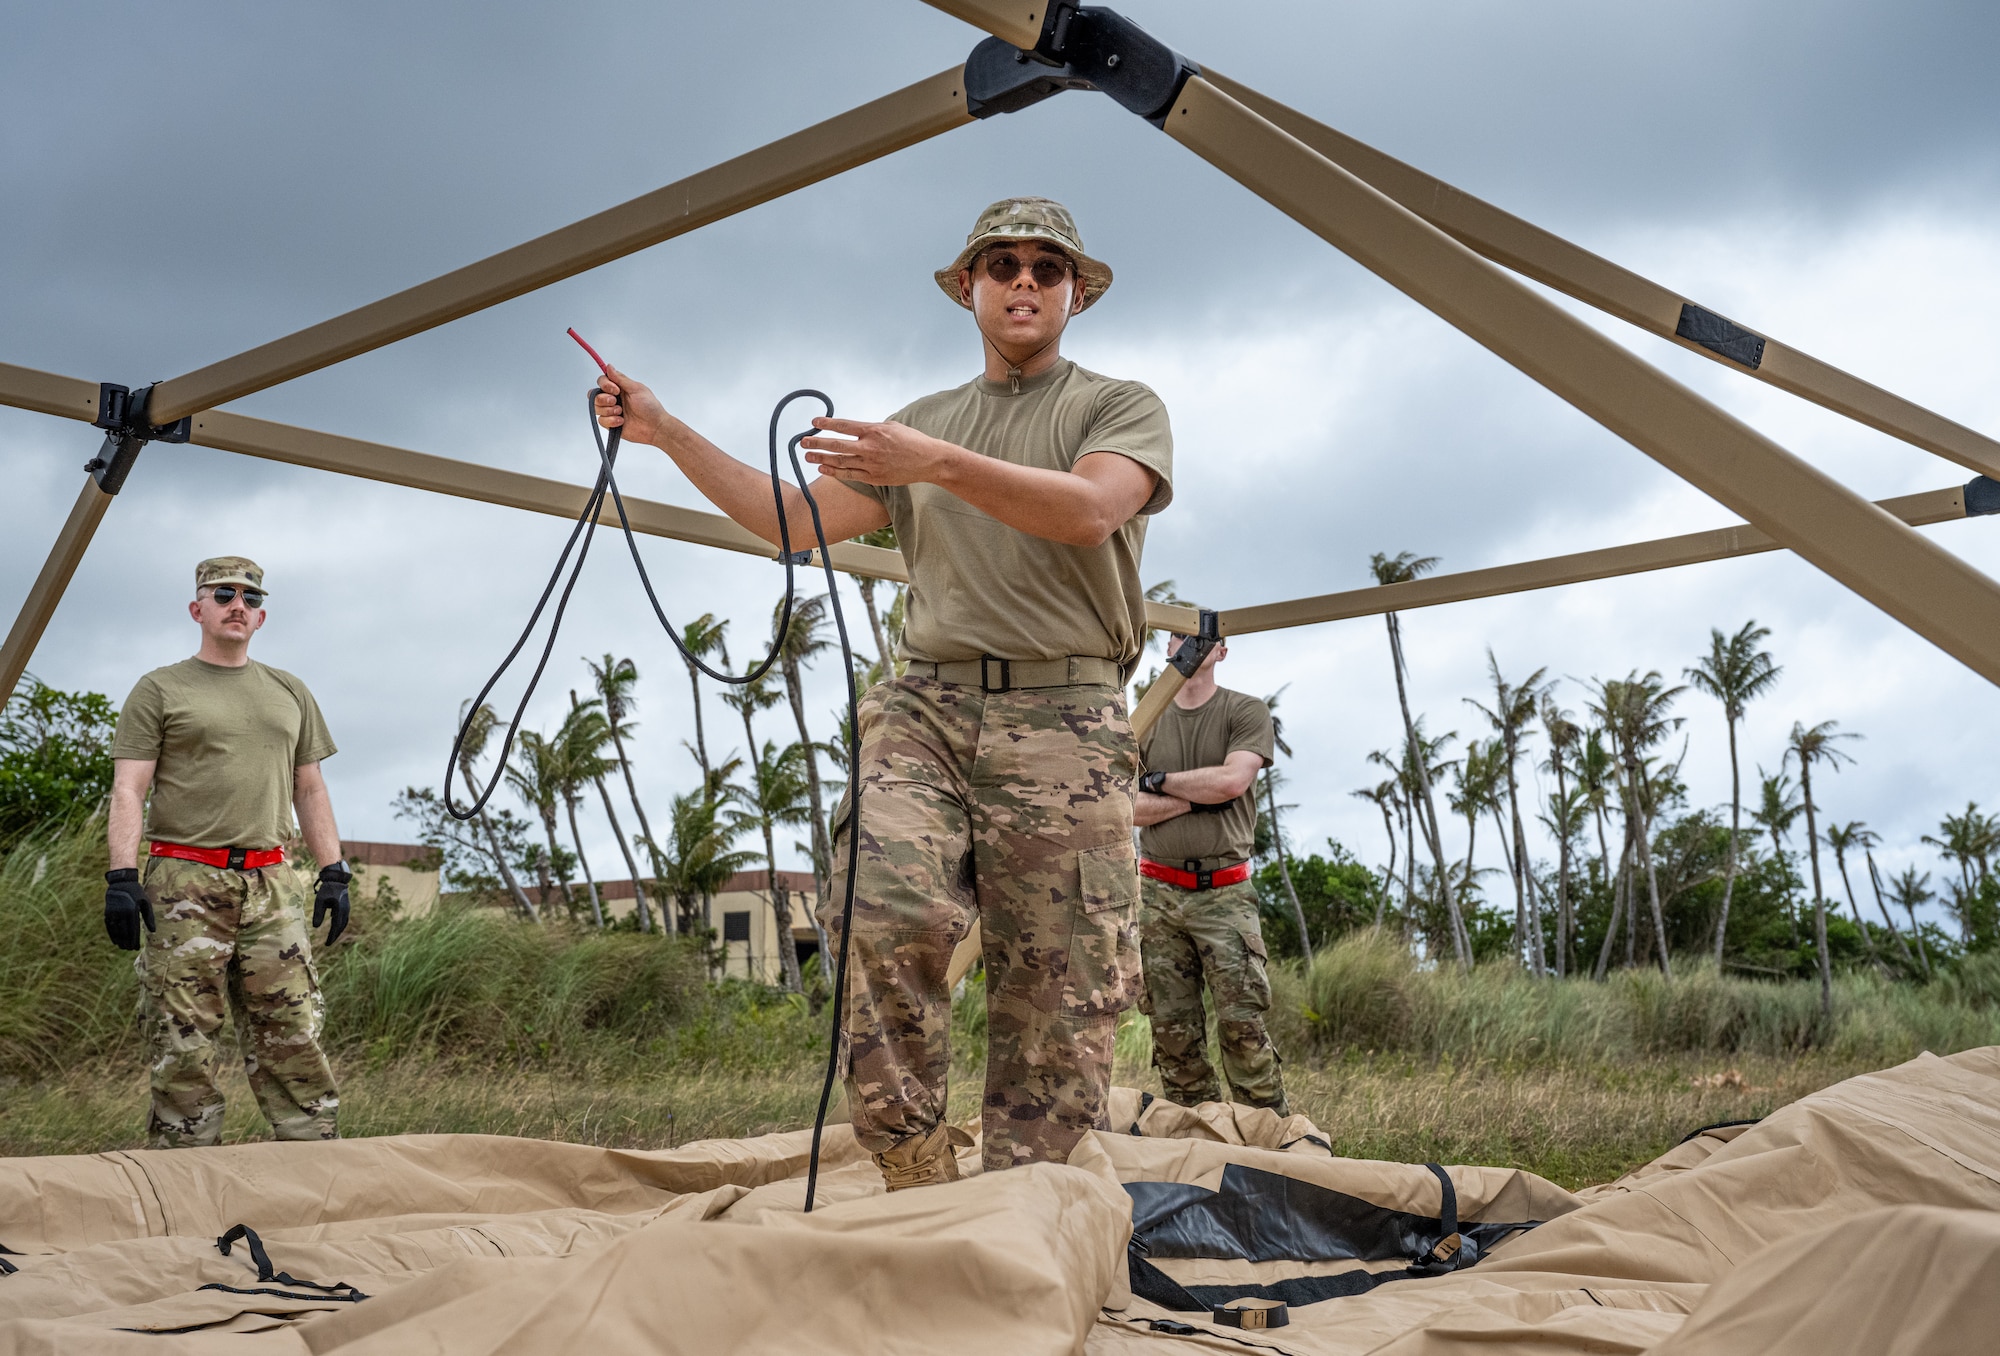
137,857,339,1147
1139,876,1288,1114
819,676,1140,1172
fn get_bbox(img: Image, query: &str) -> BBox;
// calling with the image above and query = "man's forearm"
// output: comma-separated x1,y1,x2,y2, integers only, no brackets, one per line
930,446,1130,548
1153,766,1256,804
106,791,145,870
1134,791,1191,827
294,780,343,868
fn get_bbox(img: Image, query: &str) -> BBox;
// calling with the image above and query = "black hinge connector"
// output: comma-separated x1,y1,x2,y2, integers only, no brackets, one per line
965,5,1199,128
1966,476,2000,518
1166,608,1221,679
84,383,189,495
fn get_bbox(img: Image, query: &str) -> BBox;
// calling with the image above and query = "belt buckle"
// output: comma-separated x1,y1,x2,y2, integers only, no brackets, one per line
980,656,1011,694
1185,859,1211,890
226,847,246,870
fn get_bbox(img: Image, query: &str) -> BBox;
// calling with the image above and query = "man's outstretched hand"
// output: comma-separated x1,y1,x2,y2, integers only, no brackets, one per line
800,417,959,487
592,367,673,447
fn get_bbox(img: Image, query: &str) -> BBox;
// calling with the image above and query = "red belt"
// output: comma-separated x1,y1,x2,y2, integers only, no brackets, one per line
149,842,286,870
1140,857,1252,891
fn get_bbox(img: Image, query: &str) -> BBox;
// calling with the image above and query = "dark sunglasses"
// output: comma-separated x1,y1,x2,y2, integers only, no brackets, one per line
207,586,266,608
983,249,1073,288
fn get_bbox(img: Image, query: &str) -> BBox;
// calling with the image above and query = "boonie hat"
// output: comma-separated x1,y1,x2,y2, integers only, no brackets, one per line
196,556,267,595
934,197,1113,312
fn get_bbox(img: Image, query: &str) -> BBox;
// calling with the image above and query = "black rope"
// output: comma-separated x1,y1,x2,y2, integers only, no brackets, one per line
438,370,864,1212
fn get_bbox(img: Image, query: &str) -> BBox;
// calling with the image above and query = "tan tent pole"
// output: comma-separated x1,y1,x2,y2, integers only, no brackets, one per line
1219,484,1982,638
144,69,971,425
1162,77,2000,686
920,0,1045,49
0,482,114,703
1203,72,2000,482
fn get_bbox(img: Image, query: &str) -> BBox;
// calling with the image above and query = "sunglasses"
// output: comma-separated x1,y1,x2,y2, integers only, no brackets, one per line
207,586,266,608
983,249,1074,289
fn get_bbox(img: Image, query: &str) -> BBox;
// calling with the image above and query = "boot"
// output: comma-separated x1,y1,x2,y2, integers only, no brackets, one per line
872,1124,974,1191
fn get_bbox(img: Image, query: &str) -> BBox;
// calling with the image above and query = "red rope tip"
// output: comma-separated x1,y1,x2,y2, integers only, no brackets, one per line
567,327,612,377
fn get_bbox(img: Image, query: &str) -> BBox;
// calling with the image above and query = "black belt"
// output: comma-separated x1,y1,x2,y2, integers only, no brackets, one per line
1212,1299,1289,1329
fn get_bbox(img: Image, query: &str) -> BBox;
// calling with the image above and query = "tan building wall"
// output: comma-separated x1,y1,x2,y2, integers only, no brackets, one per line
594,870,821,983
343,840,443,917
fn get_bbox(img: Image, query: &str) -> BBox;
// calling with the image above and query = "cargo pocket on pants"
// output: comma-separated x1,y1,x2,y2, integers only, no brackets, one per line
1065,841,1142,1016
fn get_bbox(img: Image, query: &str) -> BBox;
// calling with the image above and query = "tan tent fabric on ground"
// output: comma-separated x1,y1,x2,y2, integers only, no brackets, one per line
2,1048,1997,1353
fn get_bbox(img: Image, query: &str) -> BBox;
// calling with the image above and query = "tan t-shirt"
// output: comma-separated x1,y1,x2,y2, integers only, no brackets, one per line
856,359,1173,669
1138,686,1274,867
111,657,337,850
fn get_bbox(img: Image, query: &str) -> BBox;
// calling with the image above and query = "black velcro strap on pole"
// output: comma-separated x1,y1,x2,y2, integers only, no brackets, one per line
212,1223,369,1302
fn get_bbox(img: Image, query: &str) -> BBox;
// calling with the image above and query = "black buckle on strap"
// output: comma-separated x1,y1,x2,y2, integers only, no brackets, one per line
1212,1300,1289,1330
1184,859,1213,890
980,656,1012,693
226,847,247,870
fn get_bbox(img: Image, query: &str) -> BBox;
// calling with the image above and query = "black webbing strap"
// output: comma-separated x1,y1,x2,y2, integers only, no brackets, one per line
1125,1162,1509,1314
0,1256,15,1276
206,1224,369,1303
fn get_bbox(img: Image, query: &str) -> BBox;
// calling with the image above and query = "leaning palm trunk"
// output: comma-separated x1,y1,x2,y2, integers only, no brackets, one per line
1263,769,1312,966
1594,825,1634,981
1864,850,1917,971
607,720,672,934
1550,762,1572,977
781,655,833,906
1385,612,1468,966
1713,718,1745,964
683,663,712,793
1798,763,1832,1021
1508,792,1547,977
593,773,651,932
857,577,894,677
461,750,537,920
562,795,605,928
1622,763,1673,980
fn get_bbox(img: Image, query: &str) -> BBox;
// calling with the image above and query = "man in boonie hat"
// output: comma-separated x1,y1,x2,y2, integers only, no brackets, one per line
104,557,350,1146
594,197,1173,1189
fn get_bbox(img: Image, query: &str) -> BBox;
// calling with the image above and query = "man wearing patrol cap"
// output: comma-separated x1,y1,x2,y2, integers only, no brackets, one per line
594,197,1171,1187
104,557,349,1147
1133,625,1290,1115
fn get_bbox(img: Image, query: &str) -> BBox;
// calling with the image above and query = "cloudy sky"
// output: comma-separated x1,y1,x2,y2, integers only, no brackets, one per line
5,1,1997,926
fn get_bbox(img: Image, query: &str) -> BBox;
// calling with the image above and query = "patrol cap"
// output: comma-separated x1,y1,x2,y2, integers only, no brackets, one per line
195,556,267,595
934,197,1113,312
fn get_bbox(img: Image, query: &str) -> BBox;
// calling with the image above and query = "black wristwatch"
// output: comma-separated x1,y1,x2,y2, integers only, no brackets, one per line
1139,770,1169,797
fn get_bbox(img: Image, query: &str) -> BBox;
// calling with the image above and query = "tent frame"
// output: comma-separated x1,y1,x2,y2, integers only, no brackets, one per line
5,0,1998,727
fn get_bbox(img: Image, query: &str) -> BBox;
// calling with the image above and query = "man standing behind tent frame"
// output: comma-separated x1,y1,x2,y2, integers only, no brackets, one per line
104,557,349,1147
1133,628,1290,1115
594,197,1172,1188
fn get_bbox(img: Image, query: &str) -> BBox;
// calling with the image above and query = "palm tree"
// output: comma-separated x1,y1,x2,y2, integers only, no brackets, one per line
507,730,569,916
677,614,729,793
571,691,652,933
1752,768,1805,943
552,701,621,929
1539,693,1582,976
1448,738,1501,904
1368,748,1418,920
1538,784,1590,977
1889,868,1936,979
659,785,758,942
1823,821,1885,967
852,525,902,675
1467,653,1550,975
1785,719,1859,1020
773,594,836,908
1260,692,1314,966
587,653,672,933
1860,840,1919,975
455,700,539,920
1686,622,1782,966
732,739,812,992
1590,672,1684,980
1352,779,1400,930
1369,550,1469,967
1923,804,1993,938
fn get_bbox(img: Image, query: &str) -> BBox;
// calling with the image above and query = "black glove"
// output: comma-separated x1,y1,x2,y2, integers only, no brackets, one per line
1187,797,1240,815
1139,770,1169,797
104,869,155,951
314,862,352,946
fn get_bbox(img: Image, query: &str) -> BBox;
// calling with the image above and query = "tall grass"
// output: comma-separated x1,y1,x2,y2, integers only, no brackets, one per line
1274,928,2000,1065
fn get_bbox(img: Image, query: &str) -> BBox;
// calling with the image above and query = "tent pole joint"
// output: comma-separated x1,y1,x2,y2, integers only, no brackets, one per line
86,382,189,495
1166,607,1220,678
1966,476,2000,518
965,5,1198,126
